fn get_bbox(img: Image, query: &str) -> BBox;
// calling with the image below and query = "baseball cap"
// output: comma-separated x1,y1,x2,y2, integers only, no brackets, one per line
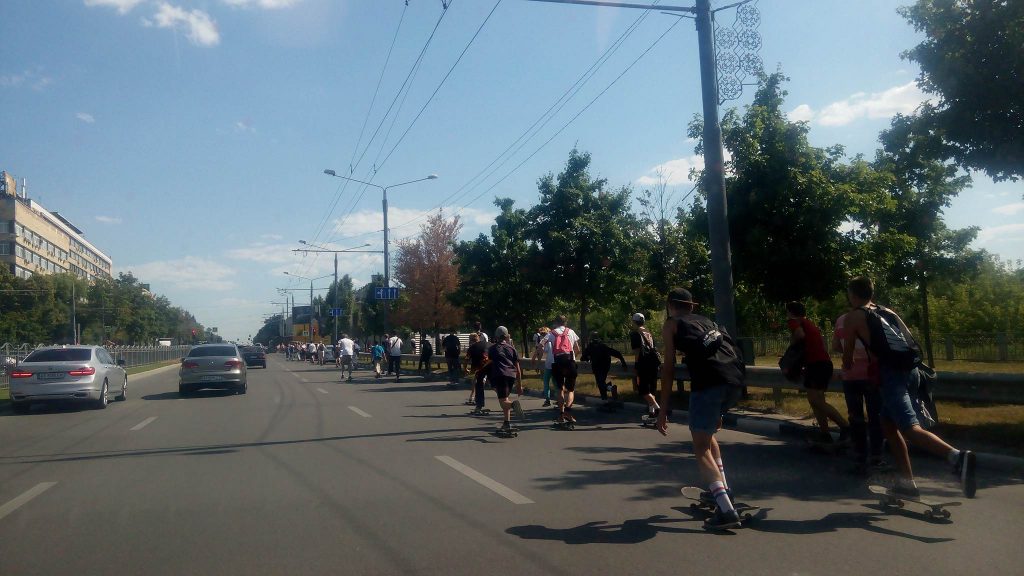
632,313,645,323
668,287,697,306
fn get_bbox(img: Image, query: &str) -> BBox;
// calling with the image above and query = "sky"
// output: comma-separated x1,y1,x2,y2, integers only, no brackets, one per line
1,0,1021,342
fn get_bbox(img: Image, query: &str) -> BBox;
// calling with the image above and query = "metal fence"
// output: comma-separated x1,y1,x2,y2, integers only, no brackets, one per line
1,343,190,391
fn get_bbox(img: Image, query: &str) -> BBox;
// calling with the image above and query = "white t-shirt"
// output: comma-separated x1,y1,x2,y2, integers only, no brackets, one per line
389,337,403,356
477,331,489,343
545,326,580,360
543,340,554,369
339,338,355,357
306,343,315,354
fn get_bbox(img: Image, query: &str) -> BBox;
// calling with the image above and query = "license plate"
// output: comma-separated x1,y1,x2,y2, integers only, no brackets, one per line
200,375,223,382
38,372,65,380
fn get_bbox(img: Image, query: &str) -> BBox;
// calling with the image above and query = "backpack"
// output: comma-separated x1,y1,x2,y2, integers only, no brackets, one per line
553,328,574,356
675,316,745,387
637,329,662,367
860,305,919,370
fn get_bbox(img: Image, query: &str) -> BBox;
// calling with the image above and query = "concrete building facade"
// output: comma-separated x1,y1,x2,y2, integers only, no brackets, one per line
0,170,113,281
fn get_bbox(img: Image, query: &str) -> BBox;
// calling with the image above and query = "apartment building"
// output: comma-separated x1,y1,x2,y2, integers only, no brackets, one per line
0,170,113,281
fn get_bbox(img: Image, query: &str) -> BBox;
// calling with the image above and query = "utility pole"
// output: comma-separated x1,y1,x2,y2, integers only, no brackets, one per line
524,0,742,336
294,242,380,343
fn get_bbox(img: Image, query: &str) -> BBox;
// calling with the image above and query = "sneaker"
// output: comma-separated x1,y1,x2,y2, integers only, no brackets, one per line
893,483,920,499
954,450,977,498
704,508,741,530
542,399,551,407
699,489,734,507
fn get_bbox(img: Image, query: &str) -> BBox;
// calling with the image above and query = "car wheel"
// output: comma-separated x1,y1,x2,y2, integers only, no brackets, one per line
116,376,128,401
12,401,30,415
94,380,109,409
179,384,190,397
262,362,267,369
237,381,247,394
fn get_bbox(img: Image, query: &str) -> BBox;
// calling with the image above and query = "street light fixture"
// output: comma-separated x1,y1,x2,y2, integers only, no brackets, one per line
283,271,333,341
322,170,439,288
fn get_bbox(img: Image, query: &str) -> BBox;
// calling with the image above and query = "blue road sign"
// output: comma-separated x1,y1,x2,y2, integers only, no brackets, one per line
374,286,400,300
328,308,344,317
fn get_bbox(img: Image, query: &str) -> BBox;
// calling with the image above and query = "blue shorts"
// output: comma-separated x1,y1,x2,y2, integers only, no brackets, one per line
879,365,925,430
688,385,740,435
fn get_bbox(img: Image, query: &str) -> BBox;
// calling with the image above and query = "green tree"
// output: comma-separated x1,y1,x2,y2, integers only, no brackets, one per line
899,0,1024,182
392,211,465,338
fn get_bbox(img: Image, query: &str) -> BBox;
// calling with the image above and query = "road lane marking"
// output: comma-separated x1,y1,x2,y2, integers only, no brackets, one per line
0,482,58,521
130,417,157,431
317,388,329,394
435,456,534,505
300,377,309,383
348,406,372,418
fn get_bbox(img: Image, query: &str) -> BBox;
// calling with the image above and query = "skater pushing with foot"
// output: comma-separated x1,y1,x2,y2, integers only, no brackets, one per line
488,326,523,437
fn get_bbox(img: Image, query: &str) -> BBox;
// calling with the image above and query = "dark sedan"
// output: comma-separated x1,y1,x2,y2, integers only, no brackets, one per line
240,346,267,369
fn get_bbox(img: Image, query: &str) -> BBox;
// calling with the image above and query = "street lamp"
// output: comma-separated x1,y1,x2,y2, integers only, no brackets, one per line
295,241,379,344
322,169,438,288
283,271,333,342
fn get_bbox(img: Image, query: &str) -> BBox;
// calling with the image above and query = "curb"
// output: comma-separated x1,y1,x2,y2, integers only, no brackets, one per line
520,386,1024,475
128,361,181,381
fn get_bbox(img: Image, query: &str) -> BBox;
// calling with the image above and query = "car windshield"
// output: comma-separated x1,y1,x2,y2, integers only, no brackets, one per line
23,349,92,362
188,346,237,358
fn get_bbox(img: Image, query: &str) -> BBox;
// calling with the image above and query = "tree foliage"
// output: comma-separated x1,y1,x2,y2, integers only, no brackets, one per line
392,211,465,334
899,0,1024,182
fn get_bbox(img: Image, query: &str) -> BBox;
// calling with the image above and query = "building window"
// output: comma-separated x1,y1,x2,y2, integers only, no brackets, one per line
0,241,9,255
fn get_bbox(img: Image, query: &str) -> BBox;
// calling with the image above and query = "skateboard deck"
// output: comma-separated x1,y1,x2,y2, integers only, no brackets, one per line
552,419,576,430
641,415,658,428
680,487,760,520
868,485,961,520
493,425,519,438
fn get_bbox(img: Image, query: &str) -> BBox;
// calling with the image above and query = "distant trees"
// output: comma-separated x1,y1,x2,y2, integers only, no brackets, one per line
392,211,465,337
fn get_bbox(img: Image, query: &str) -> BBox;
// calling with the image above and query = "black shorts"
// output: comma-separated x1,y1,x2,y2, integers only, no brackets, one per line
491,374,516,399
804,361,834,391
553,354,577,392
636,365,659,397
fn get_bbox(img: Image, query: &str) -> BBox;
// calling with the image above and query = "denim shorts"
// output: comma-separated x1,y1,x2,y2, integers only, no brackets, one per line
879,365,924,430
688,385,740,435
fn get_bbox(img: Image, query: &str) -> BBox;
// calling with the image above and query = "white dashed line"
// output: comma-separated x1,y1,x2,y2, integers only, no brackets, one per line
130,417,157,431
300,377,309,383
317,388,329,394
0,482,58,521
435,456,534,504
348,406,372,418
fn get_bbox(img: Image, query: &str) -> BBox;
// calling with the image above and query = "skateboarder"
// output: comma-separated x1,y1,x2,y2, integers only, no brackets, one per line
442,331,462,384
545,315,581,427
371,341,385,378
630,313,662,422
786,301,850,444
338,334,356,381
466,333,489,413
581,334,627,406
841,276,976,498
656,288,746,530
488,326,524,436
538,327,554,407
387,333,403,382
833,308,884,472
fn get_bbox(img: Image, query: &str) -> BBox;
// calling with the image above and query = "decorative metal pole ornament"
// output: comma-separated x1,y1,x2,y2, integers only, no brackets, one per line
715,1,762,104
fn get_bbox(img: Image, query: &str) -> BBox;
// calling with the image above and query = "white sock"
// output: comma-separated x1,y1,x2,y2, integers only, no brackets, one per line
947,449,961,465
897,476,918,490
716,458,729,491
710,481,734,513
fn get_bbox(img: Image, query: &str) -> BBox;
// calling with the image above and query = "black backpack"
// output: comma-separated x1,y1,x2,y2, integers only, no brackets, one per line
636,329,662,368
860,305,919,370
675,316,745,387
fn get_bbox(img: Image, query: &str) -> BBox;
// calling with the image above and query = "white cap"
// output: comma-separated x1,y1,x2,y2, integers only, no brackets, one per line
632,313,645,323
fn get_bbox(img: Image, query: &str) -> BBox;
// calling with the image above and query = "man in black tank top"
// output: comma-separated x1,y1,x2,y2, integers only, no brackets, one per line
656,288,743,530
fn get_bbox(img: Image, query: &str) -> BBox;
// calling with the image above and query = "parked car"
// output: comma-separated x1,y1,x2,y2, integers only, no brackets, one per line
240,345,267,369
179,343,248,396
8,345,128,413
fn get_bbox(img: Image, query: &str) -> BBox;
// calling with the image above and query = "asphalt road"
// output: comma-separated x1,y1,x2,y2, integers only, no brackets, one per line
1,355,1021,576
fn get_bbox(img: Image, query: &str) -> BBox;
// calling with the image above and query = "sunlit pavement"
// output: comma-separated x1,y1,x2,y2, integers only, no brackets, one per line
0,355,1021,576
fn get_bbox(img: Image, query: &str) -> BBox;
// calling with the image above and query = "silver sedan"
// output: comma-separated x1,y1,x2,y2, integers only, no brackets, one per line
179,343,248,395
8,345,128,414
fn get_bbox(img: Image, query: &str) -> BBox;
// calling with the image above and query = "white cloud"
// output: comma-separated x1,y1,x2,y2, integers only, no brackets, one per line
334,206,498,240
992,202,1024,216
260,233,284,240
222,0,302,8
1,69,54,91
94,215,122,224
234,120,255,133
145,2,220,47
976,223,1024,245
225,243,296,264
84,0,144,14
787,104,814,123
123,256,237,291
636,155,704,187
816,82,927,127
76,112,96,124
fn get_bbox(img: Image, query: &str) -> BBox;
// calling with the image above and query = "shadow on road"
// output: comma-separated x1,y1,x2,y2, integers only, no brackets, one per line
507,514,706,544
141,390,236,401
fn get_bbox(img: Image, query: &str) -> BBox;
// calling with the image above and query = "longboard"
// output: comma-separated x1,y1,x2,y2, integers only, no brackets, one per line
493,425,519,438
641,415,658,428
467,408,492,416
868,485,961,520
680,486,760,522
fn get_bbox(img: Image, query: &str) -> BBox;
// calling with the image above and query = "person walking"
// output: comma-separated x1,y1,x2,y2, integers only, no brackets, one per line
382,333,392,375
841,276,976,498
656,288,746,530
442,331,462,384
338,334,356,381
786,301,851,443
387,333,403,382
581,334,627,405
488,326,524,436
475,321,490,344
317,341,326,366
332,341,341,368
544,315,581,427
538,327,553,406
630,313,663,423
833,307,884,473
371,341,385,379
418,337,434,375
466,333,489,412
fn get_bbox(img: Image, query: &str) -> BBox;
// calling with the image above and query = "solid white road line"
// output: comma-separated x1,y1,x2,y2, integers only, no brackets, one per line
348,406,372,418
130,417,157,431
317,388,329,394
0,482,58,521
300,377,309,383
435,456,534,505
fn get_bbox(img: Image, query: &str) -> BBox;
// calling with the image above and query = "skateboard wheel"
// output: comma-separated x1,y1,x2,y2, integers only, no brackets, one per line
924,510,934,519
940,509,951,519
